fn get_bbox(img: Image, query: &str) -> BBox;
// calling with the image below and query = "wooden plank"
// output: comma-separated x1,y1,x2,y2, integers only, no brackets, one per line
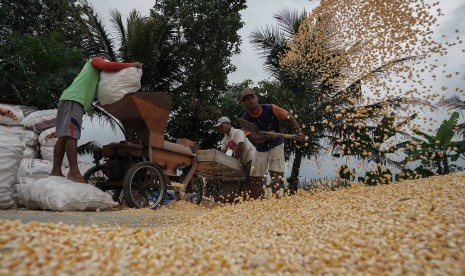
196,150,245,179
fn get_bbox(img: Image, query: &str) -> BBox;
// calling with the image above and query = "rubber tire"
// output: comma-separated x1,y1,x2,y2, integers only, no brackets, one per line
83,165,122,202
186,175,203,205
123,162,167,209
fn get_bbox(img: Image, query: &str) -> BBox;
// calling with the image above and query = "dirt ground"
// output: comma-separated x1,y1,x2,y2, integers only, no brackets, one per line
0,200,224,228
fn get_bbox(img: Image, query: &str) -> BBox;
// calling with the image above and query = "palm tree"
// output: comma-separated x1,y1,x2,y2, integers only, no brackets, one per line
250,9,418,190
74,0,116,59
250,9,315,194
109,8,181,92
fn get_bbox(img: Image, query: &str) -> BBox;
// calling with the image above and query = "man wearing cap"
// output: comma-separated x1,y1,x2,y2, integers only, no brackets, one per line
240,87,305,199
215,116,255,198
50,52,142,183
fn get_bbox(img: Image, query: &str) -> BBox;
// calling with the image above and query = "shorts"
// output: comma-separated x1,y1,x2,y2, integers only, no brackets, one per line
250,143,285,177
55,100,84,139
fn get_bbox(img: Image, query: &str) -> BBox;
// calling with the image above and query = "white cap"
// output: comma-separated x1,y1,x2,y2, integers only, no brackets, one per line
214,116,231,127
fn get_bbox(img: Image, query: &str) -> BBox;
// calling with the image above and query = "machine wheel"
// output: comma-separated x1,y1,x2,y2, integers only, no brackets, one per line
185,175,203,205
123,162,167,209
83,165,122,203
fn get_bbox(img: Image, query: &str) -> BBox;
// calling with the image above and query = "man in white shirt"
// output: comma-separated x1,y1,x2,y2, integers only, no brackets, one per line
215,116,255,199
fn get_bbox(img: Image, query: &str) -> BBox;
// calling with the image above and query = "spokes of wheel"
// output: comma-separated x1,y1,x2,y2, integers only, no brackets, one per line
123,162,166,209
83,165,108,186
185,175,203,205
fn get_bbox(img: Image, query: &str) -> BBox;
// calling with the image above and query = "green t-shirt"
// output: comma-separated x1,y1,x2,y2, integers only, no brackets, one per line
60,61,100,112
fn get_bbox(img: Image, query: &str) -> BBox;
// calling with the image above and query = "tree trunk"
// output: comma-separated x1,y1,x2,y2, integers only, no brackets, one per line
435,157,443,175
287,150,302,195
10,83,24,105
443,155,450,174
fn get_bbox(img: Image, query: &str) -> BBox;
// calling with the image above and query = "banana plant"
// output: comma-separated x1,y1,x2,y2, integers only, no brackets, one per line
400,112,465,175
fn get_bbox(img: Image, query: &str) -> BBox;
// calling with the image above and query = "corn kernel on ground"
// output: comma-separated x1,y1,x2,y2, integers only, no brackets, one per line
1,172,464,275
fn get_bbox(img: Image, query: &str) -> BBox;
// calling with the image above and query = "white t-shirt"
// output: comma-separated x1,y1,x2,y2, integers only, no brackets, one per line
221,127,255,165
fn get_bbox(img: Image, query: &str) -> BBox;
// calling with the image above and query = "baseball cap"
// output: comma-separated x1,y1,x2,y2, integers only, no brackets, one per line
214,116,231,127
240,87,255,101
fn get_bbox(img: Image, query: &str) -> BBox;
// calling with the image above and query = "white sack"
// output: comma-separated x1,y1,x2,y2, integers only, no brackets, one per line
40,146,69,168
0,104,24,126
22,109,57,132
16,176,117,211
17,177,36,185
17,158,67,181
0,125,38,146
0,185,16,209
97,67,142,105
38,127,57,147
23,146,38,159
0,133,24,209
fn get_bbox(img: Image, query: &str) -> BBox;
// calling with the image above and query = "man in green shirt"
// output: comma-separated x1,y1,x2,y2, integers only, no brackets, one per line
50,52,142,183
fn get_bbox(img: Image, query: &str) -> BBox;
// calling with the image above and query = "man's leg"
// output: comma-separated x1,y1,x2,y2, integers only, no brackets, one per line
65,137,86,183
238,161,251,201
54,100,85,183
269,171,284,197
268,144,285,198
50,137,67,176
249,151,269,200
249,176,264,199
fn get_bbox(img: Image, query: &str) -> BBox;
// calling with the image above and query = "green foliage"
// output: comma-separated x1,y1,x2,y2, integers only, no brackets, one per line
0,0,112,108
217,80,253,119
401,112,465,175
0,0,85,48
332,112,417,179
149,0,247,148
0,32,86,108
360,169,392,186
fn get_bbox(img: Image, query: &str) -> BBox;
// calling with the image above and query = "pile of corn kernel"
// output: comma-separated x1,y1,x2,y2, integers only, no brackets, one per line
1,172,464,275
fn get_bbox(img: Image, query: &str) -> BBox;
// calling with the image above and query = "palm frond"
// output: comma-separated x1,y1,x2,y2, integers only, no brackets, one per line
79,2,115,58
273,8,307,39
445,95,465,110
249,25,285,58
86,102,127,138
77,140,100,155
110,9,127,60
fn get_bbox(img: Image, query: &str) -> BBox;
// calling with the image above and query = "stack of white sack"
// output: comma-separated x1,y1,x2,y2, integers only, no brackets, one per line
0,104,39,158
21,109,56,133
19,109,65,167
0,131,25,209
38,127,69,167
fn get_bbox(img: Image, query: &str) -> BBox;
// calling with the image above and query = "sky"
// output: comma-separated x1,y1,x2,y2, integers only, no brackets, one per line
88,0,314,84
83,0,465,180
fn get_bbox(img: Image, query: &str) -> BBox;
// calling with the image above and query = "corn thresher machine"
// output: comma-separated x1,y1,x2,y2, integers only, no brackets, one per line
84,92,204,209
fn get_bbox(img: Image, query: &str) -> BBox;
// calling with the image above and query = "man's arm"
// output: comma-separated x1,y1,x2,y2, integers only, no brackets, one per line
246,132,275,144
220,140,228,153
234,142,245,160
287,114,305,141
90,57,142,72
272,104,305,141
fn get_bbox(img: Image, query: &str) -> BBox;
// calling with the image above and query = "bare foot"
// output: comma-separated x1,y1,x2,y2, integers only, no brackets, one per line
67,174,87,183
